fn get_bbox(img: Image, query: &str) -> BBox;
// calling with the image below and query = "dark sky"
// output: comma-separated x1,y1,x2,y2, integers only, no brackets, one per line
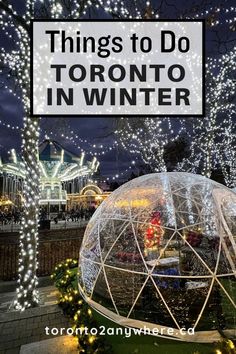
0,0,235,180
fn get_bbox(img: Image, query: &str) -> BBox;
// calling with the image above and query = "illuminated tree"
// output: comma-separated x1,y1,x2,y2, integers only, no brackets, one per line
177,52,236,185
0,0,40,311
0,0,93,311
116,117,185,172
109,1,236,184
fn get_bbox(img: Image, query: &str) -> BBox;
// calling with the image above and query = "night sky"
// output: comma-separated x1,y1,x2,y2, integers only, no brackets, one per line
0,0,235,180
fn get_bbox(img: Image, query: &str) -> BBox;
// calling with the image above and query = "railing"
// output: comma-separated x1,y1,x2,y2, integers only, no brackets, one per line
0,226,86,280
0,219,88,233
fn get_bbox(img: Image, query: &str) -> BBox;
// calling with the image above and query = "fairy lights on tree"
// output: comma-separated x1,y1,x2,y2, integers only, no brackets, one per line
0,0,41,311
112,1,236,185
116,117,186,173
0,0,98,311
97,1,235,184
177,51,236,185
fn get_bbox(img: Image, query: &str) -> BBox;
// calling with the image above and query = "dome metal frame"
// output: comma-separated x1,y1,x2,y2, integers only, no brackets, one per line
79,173,236,343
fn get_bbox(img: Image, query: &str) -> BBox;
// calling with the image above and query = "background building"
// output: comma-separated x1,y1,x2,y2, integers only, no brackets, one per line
0,140,101,214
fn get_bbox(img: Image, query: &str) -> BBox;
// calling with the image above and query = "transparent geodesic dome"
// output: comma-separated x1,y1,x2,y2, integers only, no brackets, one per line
78,173,236,342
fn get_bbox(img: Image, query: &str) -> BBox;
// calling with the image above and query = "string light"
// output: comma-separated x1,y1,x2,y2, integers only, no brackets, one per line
115,51,236,186
0,0,98,311
176,50,236,186
1,0,235,312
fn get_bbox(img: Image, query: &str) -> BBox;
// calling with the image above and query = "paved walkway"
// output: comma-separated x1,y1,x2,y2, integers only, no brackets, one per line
0,286,58,313
0,286,71,354
20,336,78,354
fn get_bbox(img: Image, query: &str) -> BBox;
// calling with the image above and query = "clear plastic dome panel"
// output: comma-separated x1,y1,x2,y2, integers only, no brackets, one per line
78,173,236,342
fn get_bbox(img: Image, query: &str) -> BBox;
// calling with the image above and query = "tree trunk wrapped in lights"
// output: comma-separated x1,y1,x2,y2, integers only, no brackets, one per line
0,0,95,311
15,117,40,309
